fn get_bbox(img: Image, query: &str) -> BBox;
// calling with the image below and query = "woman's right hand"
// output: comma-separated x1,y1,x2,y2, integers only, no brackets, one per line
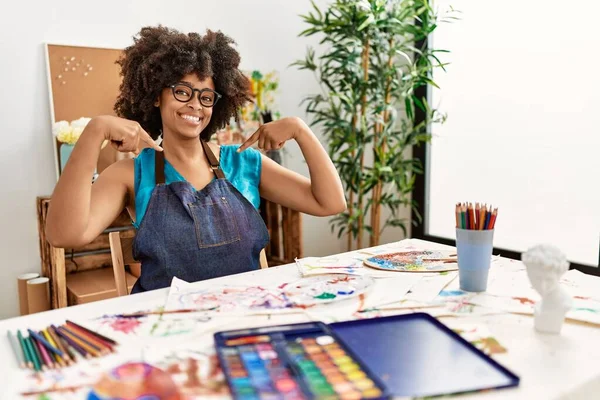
91,115,163,154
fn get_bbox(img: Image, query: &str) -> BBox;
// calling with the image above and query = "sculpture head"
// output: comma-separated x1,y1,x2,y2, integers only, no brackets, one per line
522,244,569,296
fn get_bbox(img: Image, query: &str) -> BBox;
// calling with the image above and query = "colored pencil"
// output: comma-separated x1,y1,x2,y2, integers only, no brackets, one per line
33,335,54,369
42,329,65,368
17,330,33,369
54,326,90,358
55,326,91,359
60,325,105,355
13,320,117,370
28,329,64,358
489,208,498,229
33,336,51,369
484,209,491,230
38,330,60,367
468,203,475,230
29,336,43,370
48,325,74,364
64,323,113,353
57,326,100,357
457,202,498,230
7,331,25,369
57,334,78,363
479,204,486,230
26,336,42,372
455,203,460,228
25,335,37,371
66,320,118,346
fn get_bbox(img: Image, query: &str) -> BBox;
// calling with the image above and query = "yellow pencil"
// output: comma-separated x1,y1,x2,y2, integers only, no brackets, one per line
42,329,66,368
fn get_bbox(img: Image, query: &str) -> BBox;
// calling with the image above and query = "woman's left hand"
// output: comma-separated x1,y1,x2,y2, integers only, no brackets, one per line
237,117,307,152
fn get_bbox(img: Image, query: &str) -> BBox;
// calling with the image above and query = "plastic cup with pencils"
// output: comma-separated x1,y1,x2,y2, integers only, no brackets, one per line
454,202,498,292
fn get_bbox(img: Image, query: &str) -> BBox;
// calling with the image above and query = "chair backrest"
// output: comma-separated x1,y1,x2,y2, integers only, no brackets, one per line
259,249,268,269
110,230,268,296
260,199,303,267
109,230,138,297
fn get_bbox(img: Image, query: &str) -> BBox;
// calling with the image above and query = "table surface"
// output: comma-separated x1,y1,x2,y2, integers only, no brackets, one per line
0,239,598,400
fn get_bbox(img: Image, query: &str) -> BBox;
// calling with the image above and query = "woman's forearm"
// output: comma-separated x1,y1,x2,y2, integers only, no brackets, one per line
45,119,106,247
295,118,347,214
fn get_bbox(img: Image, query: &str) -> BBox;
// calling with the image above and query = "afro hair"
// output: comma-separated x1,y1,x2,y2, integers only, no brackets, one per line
114,25,252,141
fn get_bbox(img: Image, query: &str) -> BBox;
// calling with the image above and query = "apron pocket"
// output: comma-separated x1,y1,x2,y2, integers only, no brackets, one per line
189,198,241,248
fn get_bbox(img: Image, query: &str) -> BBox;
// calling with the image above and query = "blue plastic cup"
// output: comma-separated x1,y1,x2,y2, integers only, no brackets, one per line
455,228,494,292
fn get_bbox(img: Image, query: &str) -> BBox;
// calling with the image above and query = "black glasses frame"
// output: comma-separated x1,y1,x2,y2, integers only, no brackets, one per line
169,83,222,107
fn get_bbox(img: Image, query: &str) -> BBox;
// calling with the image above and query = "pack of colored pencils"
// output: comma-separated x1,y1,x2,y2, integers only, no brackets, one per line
455,202,498,230
6,320,117,372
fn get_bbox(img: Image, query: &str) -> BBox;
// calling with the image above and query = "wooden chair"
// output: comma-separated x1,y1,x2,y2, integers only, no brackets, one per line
37,196,136,308
109,230,141,297
260,199,303,267
109,231,269,297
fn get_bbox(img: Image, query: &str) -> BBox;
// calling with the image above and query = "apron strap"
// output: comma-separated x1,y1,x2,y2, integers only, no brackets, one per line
200,140,226,179
155,149,166,184
153,141,225,185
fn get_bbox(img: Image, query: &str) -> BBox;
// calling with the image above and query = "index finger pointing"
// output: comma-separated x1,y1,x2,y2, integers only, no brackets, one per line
237,129,261,153
139,130,163,152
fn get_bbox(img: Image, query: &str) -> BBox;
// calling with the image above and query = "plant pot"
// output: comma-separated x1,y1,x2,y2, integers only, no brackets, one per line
60,143,74,173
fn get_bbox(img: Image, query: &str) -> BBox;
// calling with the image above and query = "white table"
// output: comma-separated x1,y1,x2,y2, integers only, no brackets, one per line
1,239,598,399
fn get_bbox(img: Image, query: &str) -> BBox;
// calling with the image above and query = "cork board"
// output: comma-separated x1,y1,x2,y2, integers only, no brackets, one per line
45,43,131,176
46,44,122,122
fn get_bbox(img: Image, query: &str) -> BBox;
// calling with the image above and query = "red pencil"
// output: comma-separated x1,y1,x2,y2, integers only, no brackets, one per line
65,320,118,346
468,203,475,230
489,208,498,229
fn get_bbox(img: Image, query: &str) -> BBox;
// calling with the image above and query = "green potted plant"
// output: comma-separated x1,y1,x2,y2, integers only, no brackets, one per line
295,0,455,250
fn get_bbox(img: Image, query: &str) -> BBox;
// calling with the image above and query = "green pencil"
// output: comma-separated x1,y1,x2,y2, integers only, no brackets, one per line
25,336,41,372
7,331,24,368
17,331,33,369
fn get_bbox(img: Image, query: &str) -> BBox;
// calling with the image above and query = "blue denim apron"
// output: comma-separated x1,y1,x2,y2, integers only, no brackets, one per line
130,141,270,293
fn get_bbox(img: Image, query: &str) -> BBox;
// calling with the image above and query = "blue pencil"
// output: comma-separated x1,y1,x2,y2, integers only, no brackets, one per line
28,329,64,358
484,211,491,230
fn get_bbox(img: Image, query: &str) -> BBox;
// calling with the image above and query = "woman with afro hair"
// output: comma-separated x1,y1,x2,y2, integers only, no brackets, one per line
46,26,346,293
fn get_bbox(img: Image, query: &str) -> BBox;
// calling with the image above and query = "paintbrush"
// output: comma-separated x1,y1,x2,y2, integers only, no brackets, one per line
113,307,311,319
359,303,445,313
421,255,457,262
113,308,218,318
20,384,89,396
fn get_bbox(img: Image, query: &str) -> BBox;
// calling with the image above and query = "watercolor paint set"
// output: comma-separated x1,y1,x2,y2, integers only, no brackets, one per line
215,313,520,399
214,322,388,400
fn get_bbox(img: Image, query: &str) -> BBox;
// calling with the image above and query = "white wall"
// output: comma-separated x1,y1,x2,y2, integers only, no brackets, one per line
428,0,600,266
0,0,407,318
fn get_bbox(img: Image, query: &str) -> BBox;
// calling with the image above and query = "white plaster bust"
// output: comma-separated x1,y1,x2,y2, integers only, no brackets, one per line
522,244,572,334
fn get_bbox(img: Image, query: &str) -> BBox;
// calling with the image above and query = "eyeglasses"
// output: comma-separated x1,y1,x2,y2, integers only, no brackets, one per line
169,83,222,107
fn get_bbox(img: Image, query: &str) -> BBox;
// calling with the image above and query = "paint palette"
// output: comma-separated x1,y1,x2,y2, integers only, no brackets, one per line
363,250,459,272
283,275,374,306
215,323,388,399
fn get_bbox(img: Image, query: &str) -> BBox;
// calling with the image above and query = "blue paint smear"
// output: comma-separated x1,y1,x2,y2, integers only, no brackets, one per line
439,290,466,297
